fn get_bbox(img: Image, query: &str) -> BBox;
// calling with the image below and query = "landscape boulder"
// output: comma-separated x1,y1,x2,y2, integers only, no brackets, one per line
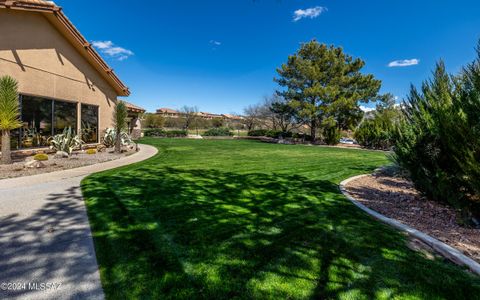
24,160,46,168
54,151,69,159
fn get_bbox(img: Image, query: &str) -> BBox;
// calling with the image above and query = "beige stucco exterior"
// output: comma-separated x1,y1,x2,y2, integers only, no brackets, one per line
0,9,119,140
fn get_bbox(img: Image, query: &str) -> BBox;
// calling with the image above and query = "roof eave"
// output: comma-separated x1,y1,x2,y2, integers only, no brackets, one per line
0,0,130,96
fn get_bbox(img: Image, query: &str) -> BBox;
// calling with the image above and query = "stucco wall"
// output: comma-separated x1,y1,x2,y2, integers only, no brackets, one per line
0,9,119,139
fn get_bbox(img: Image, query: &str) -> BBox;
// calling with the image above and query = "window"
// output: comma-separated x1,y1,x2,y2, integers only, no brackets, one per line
18,95,78,149
54,100,77,135
20,95,53,148
81,104,98,143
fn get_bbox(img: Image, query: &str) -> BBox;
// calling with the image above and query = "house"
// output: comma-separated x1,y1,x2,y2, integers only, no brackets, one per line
0,0,144,151
125,102,146,139
156,108,182,118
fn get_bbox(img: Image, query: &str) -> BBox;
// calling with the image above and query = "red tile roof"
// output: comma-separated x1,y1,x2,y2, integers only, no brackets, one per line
125,102,145,113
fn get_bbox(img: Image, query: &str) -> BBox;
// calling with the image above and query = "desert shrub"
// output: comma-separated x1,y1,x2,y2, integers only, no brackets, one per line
202,127,233,136
48,127,83,155
394,53,480,222
247,129,292,139
103,128,133,148
322,123,341,145
292,132,312,141
86,149,97,155
33,153,48,161
355,112,400,150
144,129,187,138
248,129,268,137
142,113,165,129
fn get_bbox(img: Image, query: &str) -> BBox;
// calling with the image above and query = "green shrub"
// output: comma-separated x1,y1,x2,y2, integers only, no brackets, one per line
202,127,233,136
86,149,97,155
394,53,480,221
248,129,292,139
248,129,268,137
144,129,187,138
323,126,341,145
355,112,400,150
33,153,48,161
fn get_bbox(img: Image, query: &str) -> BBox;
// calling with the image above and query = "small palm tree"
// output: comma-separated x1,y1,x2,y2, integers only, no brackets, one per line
113,100,128,153
0,76,21,164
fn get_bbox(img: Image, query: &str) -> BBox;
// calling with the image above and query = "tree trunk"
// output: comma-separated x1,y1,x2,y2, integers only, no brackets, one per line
310,119,317,143
1,130,12,164
114,128,121,153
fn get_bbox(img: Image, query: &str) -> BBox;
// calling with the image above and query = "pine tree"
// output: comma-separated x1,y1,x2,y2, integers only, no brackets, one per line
275,40,382,141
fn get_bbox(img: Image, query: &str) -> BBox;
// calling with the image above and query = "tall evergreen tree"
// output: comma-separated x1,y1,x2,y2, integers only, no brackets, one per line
275,40,382,141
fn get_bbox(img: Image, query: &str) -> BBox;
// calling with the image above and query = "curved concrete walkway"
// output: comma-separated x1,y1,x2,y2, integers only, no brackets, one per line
340,174,480,276
0,144,158,300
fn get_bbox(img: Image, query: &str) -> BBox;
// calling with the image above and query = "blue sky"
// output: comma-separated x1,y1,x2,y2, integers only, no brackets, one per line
56,0,480,114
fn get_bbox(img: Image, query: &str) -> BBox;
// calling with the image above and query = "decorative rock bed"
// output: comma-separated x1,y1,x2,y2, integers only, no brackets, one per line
340,169,480,275
0,147,136,179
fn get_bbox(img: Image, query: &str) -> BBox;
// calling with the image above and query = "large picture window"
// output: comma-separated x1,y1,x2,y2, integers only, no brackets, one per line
54,100,77,135
81,104,98,143
18,95,78,149
21,95,53,148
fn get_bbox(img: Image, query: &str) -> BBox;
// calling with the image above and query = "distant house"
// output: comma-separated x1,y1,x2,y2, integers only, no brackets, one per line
125,102,146,139
156,108,243,121
0,0,144,151
222,114,244,121
156,108,182,118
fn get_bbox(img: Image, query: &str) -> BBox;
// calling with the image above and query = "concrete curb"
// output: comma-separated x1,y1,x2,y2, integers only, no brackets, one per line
340,174,480,276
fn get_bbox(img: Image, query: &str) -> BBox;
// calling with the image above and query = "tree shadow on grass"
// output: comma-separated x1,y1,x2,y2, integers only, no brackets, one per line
82,166,480,299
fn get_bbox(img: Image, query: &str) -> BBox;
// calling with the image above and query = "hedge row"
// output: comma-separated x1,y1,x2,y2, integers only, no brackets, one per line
144,129,187,137
202,128,233,136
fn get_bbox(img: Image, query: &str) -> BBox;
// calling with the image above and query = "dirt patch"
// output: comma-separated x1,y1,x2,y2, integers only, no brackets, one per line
344,171,480,263
0,148,135,179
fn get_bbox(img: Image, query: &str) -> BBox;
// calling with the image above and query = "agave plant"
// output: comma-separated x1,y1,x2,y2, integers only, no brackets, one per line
48,127,83,155
103,128,132,148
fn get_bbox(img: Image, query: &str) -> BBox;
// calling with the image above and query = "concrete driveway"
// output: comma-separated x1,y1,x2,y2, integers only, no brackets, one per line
0,144,158,300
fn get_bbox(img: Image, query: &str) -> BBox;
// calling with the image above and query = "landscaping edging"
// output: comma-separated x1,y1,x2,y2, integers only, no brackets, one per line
340,174,480,276
0,144,158,189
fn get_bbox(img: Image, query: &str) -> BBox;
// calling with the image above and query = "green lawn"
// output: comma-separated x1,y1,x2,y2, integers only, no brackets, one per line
82,138,480,299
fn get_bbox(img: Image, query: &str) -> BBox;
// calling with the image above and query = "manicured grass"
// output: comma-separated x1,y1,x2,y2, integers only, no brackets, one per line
82,138,480,299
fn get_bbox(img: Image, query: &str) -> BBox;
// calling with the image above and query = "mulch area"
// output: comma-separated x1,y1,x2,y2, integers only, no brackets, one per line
344,170,480,263
0,148,135,179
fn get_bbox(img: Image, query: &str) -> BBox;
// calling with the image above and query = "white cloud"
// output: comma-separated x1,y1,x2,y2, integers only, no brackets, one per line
92,40,134,61
388,59,419,67
210,40,222,46
293,6,327,22
360,106,375,113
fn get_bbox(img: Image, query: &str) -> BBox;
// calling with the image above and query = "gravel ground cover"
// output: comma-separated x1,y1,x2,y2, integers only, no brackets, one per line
0,148,135,179
344,170,480,263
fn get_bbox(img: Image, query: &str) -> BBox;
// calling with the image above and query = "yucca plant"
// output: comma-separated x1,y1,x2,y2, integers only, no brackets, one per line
113,100,128,153
0,76,21,164
48,127,83,155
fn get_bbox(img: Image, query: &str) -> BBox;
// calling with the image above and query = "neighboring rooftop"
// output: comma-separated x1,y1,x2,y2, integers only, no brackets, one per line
125,102,146,113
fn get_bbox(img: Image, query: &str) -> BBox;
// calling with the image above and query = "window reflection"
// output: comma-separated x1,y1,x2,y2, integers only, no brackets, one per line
81,104,98,143
54,101,77,135
19,95,79,149
21,96,52,148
